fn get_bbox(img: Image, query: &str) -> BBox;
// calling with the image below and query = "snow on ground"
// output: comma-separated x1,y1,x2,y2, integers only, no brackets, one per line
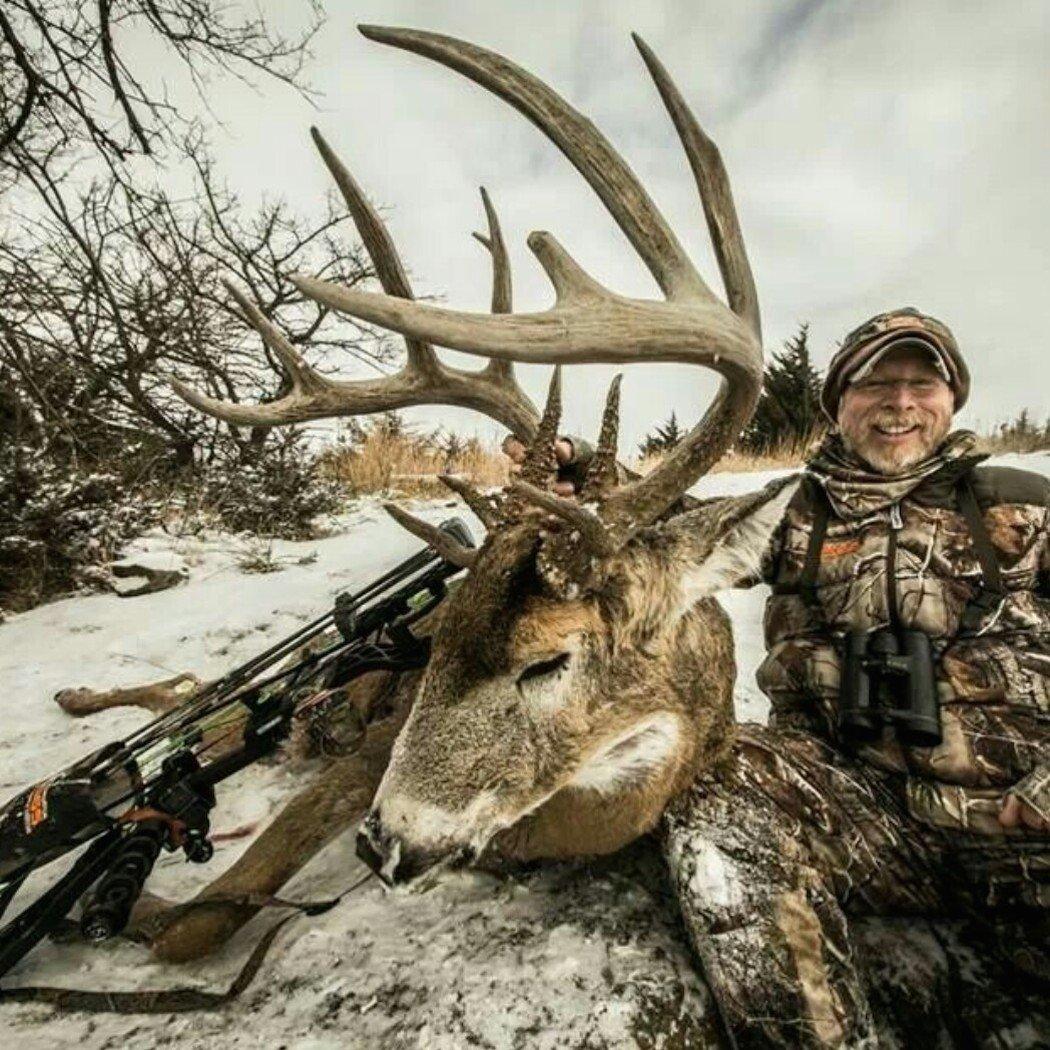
0,455,1046,1047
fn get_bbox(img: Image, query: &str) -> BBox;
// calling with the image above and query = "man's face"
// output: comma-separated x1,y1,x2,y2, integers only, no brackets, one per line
836,345,955,474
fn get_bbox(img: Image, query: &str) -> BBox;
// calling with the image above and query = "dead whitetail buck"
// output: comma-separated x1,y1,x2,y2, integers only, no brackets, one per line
58,25,796,961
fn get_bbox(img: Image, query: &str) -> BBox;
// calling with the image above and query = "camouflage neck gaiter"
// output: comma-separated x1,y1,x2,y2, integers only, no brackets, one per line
806,430,981,518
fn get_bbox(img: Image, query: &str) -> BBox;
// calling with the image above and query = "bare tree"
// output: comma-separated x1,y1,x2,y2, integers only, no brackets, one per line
0,3,371,611
0,0,321,178
0,139,390,472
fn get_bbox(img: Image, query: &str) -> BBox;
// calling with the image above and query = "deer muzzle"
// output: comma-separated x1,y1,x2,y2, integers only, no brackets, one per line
356,809,474,886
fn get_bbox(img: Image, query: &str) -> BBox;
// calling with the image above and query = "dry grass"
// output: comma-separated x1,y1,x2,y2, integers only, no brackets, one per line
708,440,817,474
975,429,1050,457
317,412,1050,504
702,418,1050,474
320,430,508,498
324,427,815,500
636,434,819,477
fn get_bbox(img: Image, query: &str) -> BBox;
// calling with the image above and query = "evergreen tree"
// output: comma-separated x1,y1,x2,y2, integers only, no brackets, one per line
638,410,684,458
740,323,825,454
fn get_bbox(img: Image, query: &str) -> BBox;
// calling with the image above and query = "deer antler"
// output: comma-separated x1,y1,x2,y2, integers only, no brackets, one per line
286,27,763,538
382,504,477,568
173,131,539,439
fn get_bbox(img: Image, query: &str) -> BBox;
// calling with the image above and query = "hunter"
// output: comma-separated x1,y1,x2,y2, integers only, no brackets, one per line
672,307,1050,1048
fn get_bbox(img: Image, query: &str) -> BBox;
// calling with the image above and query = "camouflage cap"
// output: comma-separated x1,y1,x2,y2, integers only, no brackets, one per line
821,307,970,421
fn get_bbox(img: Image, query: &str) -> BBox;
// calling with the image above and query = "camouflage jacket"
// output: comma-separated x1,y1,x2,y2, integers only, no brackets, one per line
759,432,1050,835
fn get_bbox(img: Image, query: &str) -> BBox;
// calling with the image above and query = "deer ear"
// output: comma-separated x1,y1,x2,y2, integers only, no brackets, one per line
676,475,800,600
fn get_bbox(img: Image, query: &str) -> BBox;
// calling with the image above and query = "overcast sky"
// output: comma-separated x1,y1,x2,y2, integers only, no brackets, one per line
146,0,1050,451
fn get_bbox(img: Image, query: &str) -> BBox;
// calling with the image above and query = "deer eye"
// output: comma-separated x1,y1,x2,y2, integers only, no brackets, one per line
516,652,571,690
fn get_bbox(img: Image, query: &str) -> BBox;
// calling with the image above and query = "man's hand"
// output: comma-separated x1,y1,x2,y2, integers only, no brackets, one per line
553,438,574,467
551,438,578,495
998,792,1050,832
502,436,581,495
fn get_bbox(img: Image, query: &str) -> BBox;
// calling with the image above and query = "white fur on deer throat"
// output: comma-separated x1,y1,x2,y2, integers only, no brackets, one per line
375,715,679,852
673,480,798,618
569,713,681,795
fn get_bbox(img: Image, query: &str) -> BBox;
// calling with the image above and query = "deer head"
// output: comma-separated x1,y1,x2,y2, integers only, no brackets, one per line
175,26,796,884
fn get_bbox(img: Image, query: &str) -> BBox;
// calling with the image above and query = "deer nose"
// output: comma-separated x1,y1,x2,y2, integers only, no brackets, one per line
356,810,471,885
356,810,395,883
355,826,386,879
355,810,426,886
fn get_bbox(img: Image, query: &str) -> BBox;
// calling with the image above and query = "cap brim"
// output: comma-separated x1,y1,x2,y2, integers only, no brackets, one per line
849,335,953,385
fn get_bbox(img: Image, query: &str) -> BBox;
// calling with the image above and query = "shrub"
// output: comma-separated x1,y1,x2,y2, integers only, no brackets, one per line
0,426,344,612
192,432,345,540
740,323,825,456
978,410,1050,455
638,411,685,459
0,445,162,612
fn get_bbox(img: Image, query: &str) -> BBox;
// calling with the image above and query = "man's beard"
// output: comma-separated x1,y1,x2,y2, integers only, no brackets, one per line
841,412,949,475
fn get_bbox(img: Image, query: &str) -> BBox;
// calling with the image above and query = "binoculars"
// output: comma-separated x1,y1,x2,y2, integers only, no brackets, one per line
839,628,942,748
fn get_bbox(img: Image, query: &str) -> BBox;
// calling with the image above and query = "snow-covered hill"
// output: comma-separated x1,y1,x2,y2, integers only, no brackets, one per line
1,455,1047,1048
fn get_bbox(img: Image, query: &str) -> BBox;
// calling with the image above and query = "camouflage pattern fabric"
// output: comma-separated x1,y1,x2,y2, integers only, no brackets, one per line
662,725,1049,1049
820,307,970,421
558,433,594,492
668,432,1050,1046
758,430,1050,825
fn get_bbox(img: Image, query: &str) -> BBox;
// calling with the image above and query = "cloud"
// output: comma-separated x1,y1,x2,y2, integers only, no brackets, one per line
158,0,1048,448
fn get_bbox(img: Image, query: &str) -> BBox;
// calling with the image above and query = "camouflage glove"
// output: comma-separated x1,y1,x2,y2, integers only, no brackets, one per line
1010,765,1050,825
562,434,593,468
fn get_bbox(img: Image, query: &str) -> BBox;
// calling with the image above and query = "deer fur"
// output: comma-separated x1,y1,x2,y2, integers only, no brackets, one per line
105,477,794,960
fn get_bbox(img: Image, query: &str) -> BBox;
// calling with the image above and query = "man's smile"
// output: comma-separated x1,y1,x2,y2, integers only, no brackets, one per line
871,422,921,440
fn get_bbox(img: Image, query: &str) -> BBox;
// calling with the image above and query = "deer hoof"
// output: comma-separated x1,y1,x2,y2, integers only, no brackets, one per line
54,688,103,716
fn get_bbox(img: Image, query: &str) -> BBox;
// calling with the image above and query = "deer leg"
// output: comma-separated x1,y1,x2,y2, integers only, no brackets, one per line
55,673,203,717
143,705,408,962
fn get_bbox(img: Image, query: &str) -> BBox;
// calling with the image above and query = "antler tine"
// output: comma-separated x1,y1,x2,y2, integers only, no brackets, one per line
520,366,562,487
172,280,329,427
508,479,613,554
579,373,623,498
310,126,440,376
471,186,515,386
601,40,765,531
473,187,512,316
603,377,760,532
358,24,710,303
173,135,542,437
439,473,501,529
383,504,478,569
631,36,760,341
